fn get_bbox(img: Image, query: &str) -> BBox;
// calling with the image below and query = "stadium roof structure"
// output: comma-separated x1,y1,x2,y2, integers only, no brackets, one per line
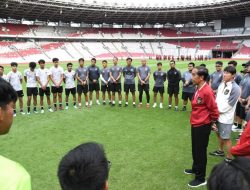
0,0,249,25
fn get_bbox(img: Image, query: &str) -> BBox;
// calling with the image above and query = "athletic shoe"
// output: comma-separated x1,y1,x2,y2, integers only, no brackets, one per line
138,103,142,108
232,124,238,130
13,113,17,117
89,101,93,106
96,101,100,105
103,102,106,106
232,127,243,133
27,112,31,115
133,104,136,108
188,179,207,188
152,103,157,108
159,104,163,109
209,150,225,157
174,107,178,111
53,107,57,111
124,104,128,107
225,158,233,163
109,102,112,105
20,111,26,115
48,108,54,112
41,109,45,114
182,107,187,111
111,104,115,107
168,106,172,110
119,104,122,107
59,106,64,110
74,105,77,109
34,110,38,114
65,106,69,110
146,103,150,109
184,169,195,175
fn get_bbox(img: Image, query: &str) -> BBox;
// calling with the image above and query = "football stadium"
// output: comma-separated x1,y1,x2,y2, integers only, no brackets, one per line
0,0,250,190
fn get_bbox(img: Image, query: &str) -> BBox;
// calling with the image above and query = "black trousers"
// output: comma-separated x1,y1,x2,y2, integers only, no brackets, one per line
191,124,211,181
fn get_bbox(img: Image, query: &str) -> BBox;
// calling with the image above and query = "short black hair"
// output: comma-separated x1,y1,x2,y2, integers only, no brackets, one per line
228,60,237,67
126,57,132,61
91,58,97,62
208,157,250,190
0,65,4,70
188,62,195,67
195,66,209,81
58,142,109,190
224,66,236,75
10,62,18,67
216,61,223,66
67,63,73,67
38,59,45,64
170,60,175,64
157,62,162,66
102,60,107,63
0,78,17,109
78,58,84,62
29,62,36,69
200,63,206,67
52,58,59,62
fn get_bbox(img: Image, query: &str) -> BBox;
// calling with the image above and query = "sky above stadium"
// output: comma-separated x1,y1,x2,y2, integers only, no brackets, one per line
79,0,233,7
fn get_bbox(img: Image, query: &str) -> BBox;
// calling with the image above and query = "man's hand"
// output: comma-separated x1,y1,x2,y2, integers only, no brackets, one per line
141,80,145,85
42,85,46,90
212,123,218,132
93,79,97,83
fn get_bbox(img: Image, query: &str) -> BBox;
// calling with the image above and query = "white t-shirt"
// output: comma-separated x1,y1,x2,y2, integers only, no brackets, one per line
24,69,37,88
50,66,64,87
0,74,8,81
36,68,51,87
64,70,76,89
7,71,22,91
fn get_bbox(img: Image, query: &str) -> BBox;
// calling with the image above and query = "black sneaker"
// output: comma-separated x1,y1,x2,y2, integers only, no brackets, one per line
109,102,112,105
182,107,187,111
119,104,122,107
225,158,233,163
184,169,195,175
209,150,225,157
188,179,207,188
103,102,106,106
168,106,172,110
133,104,136,108
124,104,128,107
111,104,115,107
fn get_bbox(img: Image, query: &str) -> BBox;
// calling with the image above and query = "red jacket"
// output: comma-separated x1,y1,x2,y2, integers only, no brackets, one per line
190,83,219,127
231,122,250,157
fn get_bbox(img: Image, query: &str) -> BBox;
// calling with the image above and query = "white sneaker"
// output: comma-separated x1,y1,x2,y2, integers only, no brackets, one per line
13,113,17,117
89,101,92,106
27,112,31,115
41,109,45,114
20,111,26,115
74,105,77,109
65,106,69,110
152,103,157,108
96,100,100,105
232,125,238,130
160,104,163,109
34,110,38,114
48,108,54,112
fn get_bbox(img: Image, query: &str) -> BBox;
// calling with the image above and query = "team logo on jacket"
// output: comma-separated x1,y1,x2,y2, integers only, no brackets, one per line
224,89,230,95
161,73,163,76
197,97,202,104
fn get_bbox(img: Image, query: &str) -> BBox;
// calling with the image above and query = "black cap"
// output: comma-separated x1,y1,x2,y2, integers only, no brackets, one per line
242,61,250,67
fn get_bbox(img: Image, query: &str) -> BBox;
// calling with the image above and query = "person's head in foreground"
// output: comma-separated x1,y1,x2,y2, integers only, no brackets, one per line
208,157,250,190
58,142,110,190
0,78,17,135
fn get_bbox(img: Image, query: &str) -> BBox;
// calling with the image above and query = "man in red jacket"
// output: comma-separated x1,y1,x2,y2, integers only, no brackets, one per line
184,66,219,188
231,121,250,157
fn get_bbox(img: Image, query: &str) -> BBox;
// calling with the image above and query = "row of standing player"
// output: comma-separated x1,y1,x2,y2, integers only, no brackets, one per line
0,57,191,115
1,57,246,116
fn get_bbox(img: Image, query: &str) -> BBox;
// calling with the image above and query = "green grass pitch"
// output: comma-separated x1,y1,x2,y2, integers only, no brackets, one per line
0,59,245,190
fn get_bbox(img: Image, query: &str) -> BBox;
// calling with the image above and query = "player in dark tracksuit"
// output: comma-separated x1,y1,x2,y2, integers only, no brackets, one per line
209,61,223,94
88,58,100,106
123,58,136,107
167,60,181,111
